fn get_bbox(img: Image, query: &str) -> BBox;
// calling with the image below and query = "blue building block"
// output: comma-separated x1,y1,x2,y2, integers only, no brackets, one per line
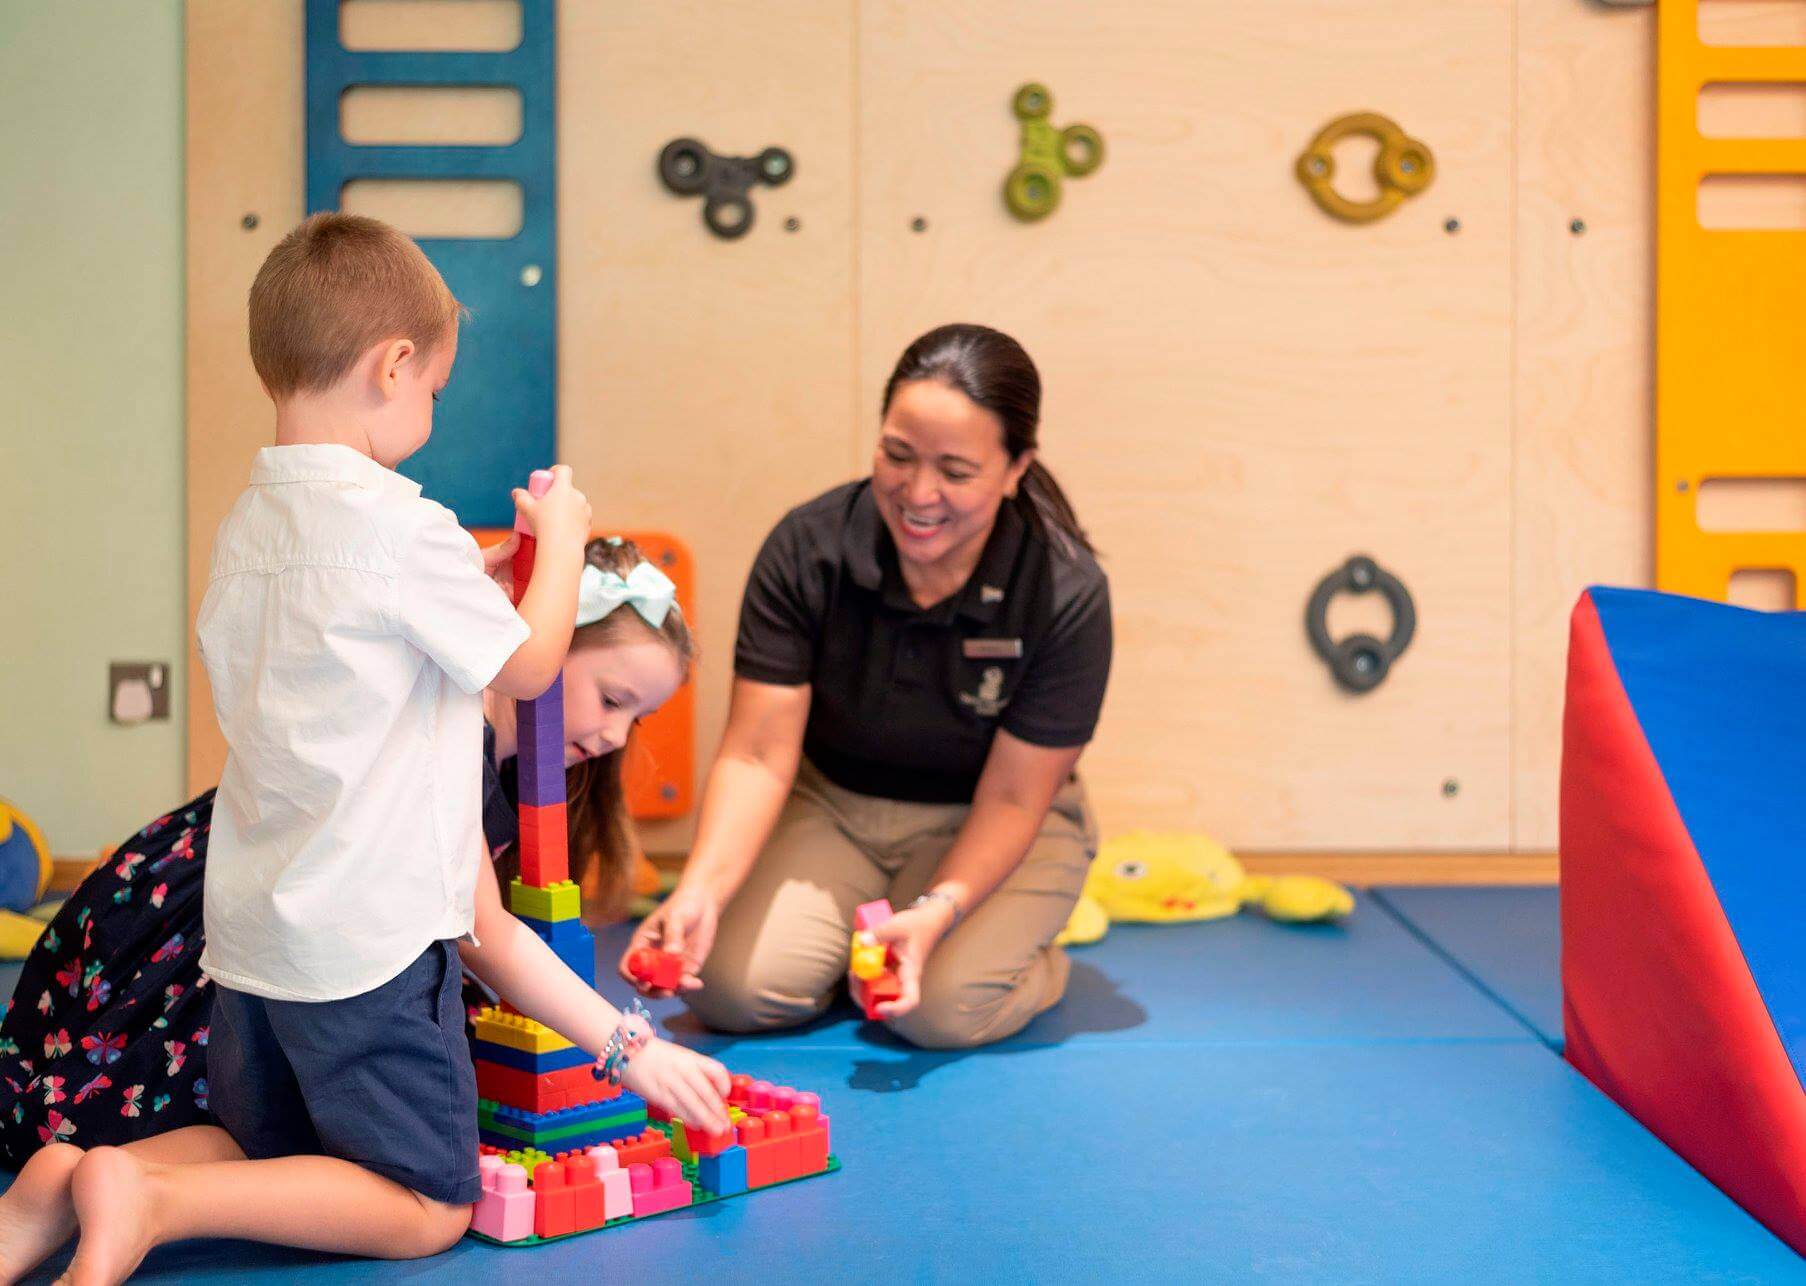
526,915,596,987
470,1038,593,1075
479,1116,644,1153
697,1144,749,1197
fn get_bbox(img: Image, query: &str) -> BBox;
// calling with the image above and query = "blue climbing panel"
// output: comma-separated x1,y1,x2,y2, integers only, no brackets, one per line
304,0,556,528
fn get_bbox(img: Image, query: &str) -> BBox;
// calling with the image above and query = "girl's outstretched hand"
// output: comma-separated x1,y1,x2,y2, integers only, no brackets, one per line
620,1038,732,1136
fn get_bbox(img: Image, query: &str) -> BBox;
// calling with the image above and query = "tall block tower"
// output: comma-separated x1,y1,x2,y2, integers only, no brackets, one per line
472,471,647,1153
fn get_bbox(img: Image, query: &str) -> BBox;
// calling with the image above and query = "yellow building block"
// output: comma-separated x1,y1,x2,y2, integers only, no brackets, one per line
509,878,581,923
473,1005,574,1054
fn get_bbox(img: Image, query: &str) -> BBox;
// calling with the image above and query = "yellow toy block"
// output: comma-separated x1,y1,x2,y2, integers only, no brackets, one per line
508,878,581,923
473,1005,574,1054
849,932,888,981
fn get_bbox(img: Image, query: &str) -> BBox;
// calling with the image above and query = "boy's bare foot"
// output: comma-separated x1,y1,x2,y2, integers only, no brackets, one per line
57,1149,157,1286
0,1142,84,1284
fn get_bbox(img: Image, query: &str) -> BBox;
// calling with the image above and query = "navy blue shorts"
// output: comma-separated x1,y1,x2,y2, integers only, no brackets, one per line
209,940,480,1205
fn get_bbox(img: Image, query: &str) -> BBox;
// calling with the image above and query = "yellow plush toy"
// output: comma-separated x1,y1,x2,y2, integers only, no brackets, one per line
1057,831,1354,946
0,798,58,959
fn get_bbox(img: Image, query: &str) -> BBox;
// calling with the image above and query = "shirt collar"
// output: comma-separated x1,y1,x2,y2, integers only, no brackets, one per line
248,443,422,499
843,481,1033,623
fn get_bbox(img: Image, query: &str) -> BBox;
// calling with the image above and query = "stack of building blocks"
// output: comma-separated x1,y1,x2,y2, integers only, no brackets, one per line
849,899,902,1020
468,1071,838,1245
473,470,614,1155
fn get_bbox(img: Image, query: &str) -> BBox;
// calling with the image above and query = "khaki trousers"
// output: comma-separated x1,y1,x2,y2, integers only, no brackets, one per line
687,759,1098,1049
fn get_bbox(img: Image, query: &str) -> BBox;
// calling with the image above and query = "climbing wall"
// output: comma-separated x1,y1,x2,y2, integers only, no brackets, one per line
187,0,1662,854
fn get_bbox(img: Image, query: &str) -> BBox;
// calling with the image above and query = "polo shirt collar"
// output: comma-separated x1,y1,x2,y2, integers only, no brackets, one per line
249,443,423,500
843,482,1032,623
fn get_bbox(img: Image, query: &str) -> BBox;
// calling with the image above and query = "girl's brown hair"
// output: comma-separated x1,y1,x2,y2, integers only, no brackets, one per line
497,537,694,918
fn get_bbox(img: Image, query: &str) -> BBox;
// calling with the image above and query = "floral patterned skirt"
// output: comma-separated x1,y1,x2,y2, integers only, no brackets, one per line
0,793,214,1168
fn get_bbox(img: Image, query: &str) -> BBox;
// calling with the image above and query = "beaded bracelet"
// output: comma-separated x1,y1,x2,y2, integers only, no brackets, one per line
592,997,653,1085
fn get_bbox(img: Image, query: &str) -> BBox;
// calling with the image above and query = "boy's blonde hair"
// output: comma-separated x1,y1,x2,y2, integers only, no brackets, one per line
248,212,462,397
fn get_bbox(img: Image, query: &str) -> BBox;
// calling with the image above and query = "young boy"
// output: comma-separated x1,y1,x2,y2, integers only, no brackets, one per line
0,214,729,1285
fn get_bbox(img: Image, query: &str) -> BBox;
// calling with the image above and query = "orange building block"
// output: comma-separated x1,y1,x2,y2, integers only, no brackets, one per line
610,1128,673,1169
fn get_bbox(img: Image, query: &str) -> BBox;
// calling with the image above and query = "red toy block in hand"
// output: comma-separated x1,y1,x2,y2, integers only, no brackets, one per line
626,946,686,992
851,969,902,1021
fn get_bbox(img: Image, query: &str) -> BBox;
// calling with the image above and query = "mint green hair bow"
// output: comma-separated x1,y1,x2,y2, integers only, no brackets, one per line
577,561,677,630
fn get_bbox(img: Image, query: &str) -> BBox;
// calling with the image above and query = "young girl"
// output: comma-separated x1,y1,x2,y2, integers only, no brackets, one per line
0,537,706,1278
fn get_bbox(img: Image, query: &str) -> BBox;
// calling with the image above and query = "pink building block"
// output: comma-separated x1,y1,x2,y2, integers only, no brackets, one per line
514,468,556,534
629,1157,692,1217
853,899,893,932
471,1161,536,1242
586,1145,634,1221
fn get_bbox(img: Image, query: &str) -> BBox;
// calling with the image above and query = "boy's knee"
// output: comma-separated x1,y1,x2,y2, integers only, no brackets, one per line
394,1196,472,1259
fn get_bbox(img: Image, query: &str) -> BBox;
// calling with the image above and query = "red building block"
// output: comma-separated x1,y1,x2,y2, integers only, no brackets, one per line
761,1109,801,1182
562,1154,607,1232
511,537,537,606
727,1074,754,1109
851,969,902,1020
686,1121,735,1157
626,947,685,991
790,1103,830,1176
532,1161,577,1239
475,1060,622,1115
611,1128,672,1169
518,801,569,887
736,1112,797,1188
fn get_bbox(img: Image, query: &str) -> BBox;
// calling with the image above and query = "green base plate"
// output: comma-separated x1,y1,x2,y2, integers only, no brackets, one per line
468,1120,841,1247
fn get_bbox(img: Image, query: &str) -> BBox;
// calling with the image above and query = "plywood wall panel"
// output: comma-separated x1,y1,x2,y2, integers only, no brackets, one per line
185,0,306,793
557,2,857,853
1512,1,1655,849
859,1,1515,848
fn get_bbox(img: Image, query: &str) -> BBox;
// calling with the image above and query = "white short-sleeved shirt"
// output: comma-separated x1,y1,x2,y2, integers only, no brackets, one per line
196,444,530,1002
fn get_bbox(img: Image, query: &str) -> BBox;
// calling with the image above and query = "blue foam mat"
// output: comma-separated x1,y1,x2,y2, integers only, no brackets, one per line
10,893,1797,1280
1371,887,1564,1048
26,1043,1796,1283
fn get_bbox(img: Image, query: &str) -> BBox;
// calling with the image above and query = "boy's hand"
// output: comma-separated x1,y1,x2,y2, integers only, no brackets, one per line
511,463,592,552
482,532,519,594
620,1038,732,1136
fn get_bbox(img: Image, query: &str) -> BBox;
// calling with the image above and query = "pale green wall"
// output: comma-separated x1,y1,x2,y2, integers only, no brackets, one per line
0,4,186,856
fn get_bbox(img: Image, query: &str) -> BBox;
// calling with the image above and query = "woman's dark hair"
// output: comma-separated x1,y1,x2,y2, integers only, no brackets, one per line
495,536,695,919
880,322,1092,554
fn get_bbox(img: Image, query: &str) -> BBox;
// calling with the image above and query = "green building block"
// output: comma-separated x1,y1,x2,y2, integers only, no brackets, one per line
509,878,581,922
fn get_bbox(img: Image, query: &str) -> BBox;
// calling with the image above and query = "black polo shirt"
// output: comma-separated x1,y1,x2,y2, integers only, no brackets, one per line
734,480,1112,803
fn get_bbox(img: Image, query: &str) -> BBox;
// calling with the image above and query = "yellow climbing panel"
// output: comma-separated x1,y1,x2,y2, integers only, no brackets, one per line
1658,6,1806,605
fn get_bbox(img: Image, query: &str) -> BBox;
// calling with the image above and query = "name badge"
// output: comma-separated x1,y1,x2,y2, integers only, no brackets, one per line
964,638,1024,660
